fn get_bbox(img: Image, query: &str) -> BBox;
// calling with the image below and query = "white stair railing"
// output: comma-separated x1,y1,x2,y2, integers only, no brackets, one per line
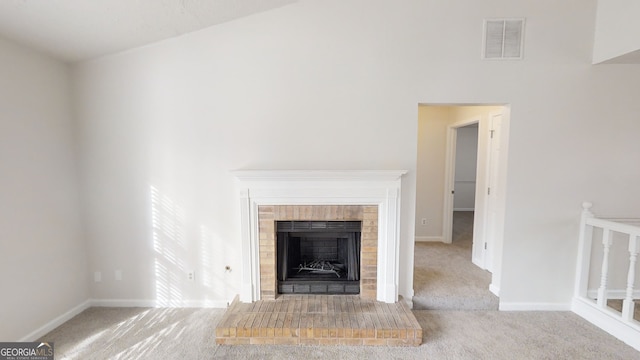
572,202,640,351
596,227,612,308
623,234,639,321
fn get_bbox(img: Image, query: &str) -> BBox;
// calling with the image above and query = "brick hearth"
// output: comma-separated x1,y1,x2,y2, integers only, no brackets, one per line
216,295,422,346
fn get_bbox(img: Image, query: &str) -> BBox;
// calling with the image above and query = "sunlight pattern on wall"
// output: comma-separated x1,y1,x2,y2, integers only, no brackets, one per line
151,185,187,306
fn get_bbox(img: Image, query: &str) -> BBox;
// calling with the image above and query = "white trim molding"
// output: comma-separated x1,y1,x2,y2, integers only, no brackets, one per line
572,297,640,351
499,302,571,311
415,236,444,242
89,299,228,308
233,170,407,304
489,283,500,296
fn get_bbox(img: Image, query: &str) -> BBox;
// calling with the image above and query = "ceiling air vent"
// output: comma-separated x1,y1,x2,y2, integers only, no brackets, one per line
482,18,525,60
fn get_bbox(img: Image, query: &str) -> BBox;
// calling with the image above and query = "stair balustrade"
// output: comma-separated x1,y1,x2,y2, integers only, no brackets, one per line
572,202,640,351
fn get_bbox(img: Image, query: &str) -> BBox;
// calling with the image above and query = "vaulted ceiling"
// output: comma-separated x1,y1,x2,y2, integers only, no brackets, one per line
0,0,297,63
2,1,640,65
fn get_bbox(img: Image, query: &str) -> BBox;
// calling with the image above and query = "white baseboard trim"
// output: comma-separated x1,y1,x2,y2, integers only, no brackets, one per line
489,283,500,296
18,299,91,342
499,302,571,311
471,258,486,270
572,297,640,351
90,298,157,307
415,236,444,242
453,208,475,212
90,298,229,308
402,297,414,310
183,300,230,308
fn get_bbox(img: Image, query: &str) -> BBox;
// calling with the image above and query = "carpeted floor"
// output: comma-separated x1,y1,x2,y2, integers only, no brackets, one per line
413,211,499,310
38,211,640,359
40,306,640,359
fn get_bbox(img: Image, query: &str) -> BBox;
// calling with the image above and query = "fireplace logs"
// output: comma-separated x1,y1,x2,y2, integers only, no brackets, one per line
296,260,344,278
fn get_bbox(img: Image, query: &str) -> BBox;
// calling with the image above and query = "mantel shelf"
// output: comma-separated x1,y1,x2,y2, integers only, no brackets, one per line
232,170,407,182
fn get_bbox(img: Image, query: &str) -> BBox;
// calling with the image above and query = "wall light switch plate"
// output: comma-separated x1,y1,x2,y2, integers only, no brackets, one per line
115,270,122,281
94,271,102,282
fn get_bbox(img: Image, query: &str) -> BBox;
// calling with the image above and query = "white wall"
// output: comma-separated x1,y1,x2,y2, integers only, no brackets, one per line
593,0,640,63
415,106,451,240
0,37,87,340
73,0,640,308
454,125,478,210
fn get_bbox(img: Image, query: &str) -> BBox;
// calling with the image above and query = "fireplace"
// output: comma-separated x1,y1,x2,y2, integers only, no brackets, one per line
257,205,376,300
234,170,406,303
277,220,361,294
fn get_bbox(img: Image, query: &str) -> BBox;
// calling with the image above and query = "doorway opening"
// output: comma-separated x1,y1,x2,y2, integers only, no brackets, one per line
445,121,479,245
413,104,510,309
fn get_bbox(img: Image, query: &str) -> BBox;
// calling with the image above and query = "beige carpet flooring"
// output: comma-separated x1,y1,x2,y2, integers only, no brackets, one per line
38,211,640,358
413,211,499,310
40,307,640,359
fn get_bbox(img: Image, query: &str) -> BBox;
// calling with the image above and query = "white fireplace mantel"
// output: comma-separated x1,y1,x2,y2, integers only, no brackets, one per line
233,170,407,303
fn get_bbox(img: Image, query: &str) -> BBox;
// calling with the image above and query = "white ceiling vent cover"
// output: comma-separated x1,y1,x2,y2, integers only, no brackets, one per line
483,18,525,60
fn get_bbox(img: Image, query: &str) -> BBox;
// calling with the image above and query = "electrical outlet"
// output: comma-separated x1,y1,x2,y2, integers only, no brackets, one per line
94,271,102,283
115,270,122,281
187,271,195,282
421,218,427,225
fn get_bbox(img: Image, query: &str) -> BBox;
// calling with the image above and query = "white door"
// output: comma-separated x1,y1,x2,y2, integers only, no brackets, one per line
484,112,502,272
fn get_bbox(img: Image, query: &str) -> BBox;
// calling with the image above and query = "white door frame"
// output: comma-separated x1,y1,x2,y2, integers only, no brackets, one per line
485,109,510,296
483,112,503,273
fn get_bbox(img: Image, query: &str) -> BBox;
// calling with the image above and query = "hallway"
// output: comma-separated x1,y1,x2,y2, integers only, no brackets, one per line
413,212,499,310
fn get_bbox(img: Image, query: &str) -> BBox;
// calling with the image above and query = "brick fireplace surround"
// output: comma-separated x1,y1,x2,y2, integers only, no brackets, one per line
258,205,378,300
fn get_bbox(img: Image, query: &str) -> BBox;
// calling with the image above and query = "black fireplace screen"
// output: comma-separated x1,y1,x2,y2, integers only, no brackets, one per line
276,221,361,294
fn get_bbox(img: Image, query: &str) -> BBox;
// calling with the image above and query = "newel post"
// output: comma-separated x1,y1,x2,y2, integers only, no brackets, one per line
574,202,595,299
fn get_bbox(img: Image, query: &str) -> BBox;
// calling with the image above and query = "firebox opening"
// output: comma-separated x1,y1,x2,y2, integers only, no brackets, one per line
277,221,361,294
